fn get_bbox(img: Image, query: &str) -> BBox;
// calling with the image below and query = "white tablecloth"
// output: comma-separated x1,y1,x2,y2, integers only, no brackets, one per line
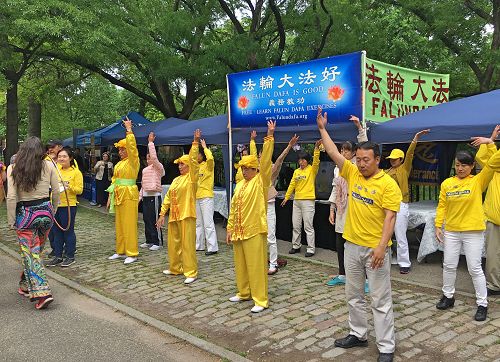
161,185,228,219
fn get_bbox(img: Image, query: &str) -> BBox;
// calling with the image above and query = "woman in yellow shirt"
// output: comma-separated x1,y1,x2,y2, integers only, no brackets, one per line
46,148,83,268
156,130,201,285
196,138,218,255
234,131,257,184
281,140,321,257
435,150,495,322
226,121,275,314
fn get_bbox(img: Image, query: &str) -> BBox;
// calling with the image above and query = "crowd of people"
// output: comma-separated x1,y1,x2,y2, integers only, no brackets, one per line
3,112,500,362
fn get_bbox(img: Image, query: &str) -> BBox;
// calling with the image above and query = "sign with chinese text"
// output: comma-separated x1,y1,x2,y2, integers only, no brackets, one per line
227,52,363,128
365,58,450,122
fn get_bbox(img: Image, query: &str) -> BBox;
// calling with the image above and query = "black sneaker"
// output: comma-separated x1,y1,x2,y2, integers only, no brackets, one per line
378,352,394,362
487,288,500,296
334,334,368,349
205,251,218,256
474,305,487,321
436,295,455,310
288,247,301,254
45,257,63,267
61,258,75,267
47,250,55,258
305,252,315,257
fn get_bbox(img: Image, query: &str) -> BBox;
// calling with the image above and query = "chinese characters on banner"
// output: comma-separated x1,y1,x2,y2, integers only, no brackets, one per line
227,52,363,128
365,58,450,123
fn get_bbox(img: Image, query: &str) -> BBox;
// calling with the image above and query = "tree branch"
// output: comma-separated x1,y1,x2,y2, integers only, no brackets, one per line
464,0,493,23
218,0,245,34
269,0,286,66
311,0,334,59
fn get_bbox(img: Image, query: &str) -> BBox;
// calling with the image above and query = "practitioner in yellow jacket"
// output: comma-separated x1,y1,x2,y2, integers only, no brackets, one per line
196,139,218,255
156,130,201,285
471,125,500,296
227,121,275,313
281,140,321,257
384,129,430,274
107,118,140,265
235,131,258,184
434,140,499,321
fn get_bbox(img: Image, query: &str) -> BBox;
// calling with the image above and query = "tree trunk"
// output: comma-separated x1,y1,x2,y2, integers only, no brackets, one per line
28,96,42,138
5,76,19,165
138,98,146,115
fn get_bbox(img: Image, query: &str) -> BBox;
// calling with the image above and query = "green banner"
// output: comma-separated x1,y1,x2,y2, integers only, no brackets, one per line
364,58,450,122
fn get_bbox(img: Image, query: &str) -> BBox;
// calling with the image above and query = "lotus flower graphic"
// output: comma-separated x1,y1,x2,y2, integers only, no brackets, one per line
328,86,345,101
238,96,250,109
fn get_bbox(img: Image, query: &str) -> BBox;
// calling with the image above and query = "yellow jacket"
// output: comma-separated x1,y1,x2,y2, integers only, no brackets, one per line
235,139,257,184
196,148,214,199
476,143,500,225
160,142,199,222
228,136,274,241
385,141,416,203
285,149,320,200
58,165,83,207
435,163,495,232
110,132,140,205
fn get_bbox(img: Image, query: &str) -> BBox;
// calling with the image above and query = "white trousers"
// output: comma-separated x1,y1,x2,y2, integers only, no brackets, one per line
394,202,411,267
345,242,395,354
291,200,315,253
442,231,487,307
195,198,218,252
267,201,278,268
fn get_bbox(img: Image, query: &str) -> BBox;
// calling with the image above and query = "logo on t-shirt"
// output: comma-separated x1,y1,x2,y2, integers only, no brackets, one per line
296,175,307,181
352,191,374,205
446,190,471,197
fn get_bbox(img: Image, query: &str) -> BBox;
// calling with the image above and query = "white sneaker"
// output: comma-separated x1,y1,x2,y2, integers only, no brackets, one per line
149,245,161,251
251,305,265,313
162,270,174,275
184,277,197,284
229,295,243,302
108,253,125,260
123,257,137,264
139,243,151,249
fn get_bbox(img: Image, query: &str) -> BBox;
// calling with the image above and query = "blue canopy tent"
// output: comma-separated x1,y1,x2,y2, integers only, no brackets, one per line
77,112,151,147
370,89,500,144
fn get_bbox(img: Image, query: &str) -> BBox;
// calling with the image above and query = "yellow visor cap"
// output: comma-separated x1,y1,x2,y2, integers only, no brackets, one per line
386,149,405,159
114,139,127,148
238,155,258,169
174,154,190,164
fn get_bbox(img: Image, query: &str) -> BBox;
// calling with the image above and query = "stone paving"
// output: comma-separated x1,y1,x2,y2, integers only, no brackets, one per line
1,206,499,361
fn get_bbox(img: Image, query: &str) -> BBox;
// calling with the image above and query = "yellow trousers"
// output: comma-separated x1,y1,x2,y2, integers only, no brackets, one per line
233,233,268,308
167,217,197,278
115,199,138,257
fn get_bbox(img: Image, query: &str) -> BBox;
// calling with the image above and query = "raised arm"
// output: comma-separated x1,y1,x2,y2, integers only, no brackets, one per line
189,129,201,184
272,134,299,183
124,118,140,171
403,129,431,174
471,125,499,166
311,140,321,176
250,130,257,156
317,107,346,170
148,132,165,174
260,121,276,193
201,139,214,171
350,115,368,143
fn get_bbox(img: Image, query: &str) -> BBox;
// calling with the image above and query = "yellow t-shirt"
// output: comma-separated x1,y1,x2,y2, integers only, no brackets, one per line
160,142,199,222
340,160,402,248
476,143,500,226
385,141,416,203
435,165,494,232
227,136,274,241
58,165,84,207
285,149,320,200
196,148,214,199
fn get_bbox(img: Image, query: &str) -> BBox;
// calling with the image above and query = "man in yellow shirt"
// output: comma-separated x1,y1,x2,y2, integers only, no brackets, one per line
317,107,401,362
471,125,500,296
107,118,140,265
281,140,321,257
385,129,430,274
226,121,275,313
196,138,218,255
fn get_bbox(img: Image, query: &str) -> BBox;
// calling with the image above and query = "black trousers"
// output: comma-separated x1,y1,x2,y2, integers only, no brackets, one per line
336,232,346,276
96,178,111,206
142,195,163,245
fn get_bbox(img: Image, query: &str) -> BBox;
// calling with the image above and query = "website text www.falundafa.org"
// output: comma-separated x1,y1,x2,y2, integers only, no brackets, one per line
265,114,308,121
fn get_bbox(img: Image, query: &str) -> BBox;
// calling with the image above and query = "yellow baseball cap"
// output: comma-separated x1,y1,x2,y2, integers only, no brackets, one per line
386,149,405,159
174,155,190,164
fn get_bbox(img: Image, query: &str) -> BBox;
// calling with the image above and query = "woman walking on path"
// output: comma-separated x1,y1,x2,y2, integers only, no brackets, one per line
93,152,113,207
7,137,60,309
434,145,500,321
46,148,83,268
156,130,201,285
226,121,275,313
139,132,165,251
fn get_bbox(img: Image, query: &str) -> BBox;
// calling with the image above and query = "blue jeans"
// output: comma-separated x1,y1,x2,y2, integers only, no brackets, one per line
52,206,77,259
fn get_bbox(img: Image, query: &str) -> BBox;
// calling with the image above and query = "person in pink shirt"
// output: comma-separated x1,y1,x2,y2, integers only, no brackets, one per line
139,132,165,251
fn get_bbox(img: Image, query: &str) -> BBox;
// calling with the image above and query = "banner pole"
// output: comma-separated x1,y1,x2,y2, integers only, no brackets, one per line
361,50,367,129
226,75,233,207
